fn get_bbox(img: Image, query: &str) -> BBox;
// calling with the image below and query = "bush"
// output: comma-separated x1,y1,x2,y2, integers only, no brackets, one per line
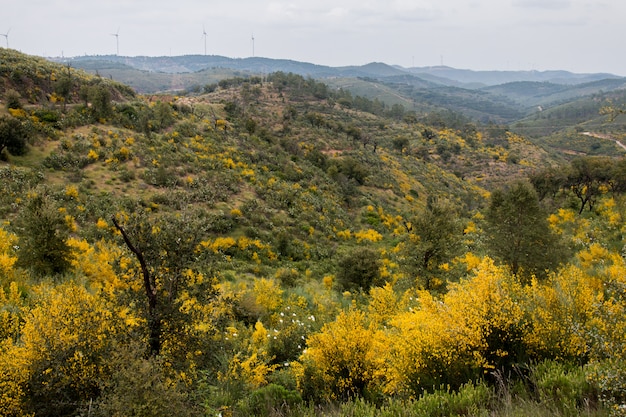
96,343,200,417
242,384,302,417
0,115,28,157
413,381,494,417
5,89,22,110
586,359,625,416
532,360,596,416
15,192,73,277
336,248,383,292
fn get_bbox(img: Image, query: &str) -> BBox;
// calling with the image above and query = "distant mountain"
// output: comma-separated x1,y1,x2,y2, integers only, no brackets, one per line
52,54,626,126
57,55,622,87
404,66,621,87
58,55,340,77
482,78,626,108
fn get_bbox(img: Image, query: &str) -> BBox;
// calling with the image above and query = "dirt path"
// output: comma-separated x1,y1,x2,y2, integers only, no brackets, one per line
582,131,626,151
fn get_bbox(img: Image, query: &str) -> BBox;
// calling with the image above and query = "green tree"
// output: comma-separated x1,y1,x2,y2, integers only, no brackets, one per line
336,247,383,292
485,181,566,282
79,82,112,120
111,208,217,357
15,192,73,277
529,166,567,201
566,157,613,214
54,63,73,112
0,115,28,157
391,136,410,153
402,199,462,290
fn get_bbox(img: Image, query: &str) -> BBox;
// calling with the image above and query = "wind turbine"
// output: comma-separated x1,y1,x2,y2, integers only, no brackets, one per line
251,33,255,57
1,28,10,49
111,27,120,56
202,25,207,55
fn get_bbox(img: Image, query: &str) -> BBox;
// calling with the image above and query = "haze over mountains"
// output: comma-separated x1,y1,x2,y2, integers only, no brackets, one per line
55,54,626,130
59,54,623,87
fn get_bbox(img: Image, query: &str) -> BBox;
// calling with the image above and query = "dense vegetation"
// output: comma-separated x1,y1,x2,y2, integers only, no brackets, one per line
2,49,626,416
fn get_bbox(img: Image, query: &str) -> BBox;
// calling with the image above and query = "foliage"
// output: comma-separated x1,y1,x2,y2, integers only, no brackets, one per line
336,248,383,292
0,283,117,417
412,381,494,417
111,207,219,357
0,115,28,157
240,383,303,417
485,181,566,281
530,360,595,416
387,258,527,397
14,191,74,277
401,199,463,291
2,49,625,417
298,309,388,401
95,341,200,417
586,359,626,416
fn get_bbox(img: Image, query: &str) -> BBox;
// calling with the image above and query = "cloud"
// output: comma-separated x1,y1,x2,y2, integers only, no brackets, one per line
512,0,571,10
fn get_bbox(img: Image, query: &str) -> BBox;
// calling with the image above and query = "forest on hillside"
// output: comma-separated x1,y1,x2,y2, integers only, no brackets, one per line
2,49,626,417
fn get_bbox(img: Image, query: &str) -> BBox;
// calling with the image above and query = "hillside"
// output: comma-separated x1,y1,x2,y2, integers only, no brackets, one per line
3,49,626,417
56,54,626,159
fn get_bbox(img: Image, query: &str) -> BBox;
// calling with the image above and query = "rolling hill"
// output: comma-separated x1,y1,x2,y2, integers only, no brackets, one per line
3,48,626,417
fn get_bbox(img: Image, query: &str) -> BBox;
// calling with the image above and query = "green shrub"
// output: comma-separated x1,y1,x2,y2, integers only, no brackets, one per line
338,397,377,417
241,384,302,417
336,248,383,292
586,359,626,416
413,381,493,417
532,360,595,416
96,343,200,417
5,89,22,110
15,192,74,277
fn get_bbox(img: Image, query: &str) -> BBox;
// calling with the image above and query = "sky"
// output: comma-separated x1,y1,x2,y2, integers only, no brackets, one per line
2,0,625,75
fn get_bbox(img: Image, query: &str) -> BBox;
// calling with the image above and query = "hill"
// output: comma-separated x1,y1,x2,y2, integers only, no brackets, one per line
3,49,626,417
56,55,626,156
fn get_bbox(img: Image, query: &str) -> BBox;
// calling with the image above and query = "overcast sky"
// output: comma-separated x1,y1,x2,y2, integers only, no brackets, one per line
3,0,625,75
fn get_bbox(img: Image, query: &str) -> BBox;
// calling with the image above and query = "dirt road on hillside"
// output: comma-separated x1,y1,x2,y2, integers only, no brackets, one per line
582,132,626,151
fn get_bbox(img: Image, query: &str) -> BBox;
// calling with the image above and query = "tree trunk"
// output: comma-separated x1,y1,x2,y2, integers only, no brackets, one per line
111,216,161,356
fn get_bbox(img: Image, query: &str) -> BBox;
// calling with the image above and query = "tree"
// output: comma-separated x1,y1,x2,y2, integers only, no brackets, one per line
392,136,410,153
485,181,566,281
111,208,216,357
54,64,74,112
566,157,613,214
79,81,113,120
529,166,567,201
402,199,463,290
336,248,383,292
0,115,28,157
15,192,73,277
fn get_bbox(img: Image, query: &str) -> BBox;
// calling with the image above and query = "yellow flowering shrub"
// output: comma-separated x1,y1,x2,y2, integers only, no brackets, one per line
368,283,400,326
0,281,25,343
64,185,79,199
0,228,18,278
387,258,525,396
253,278,283,313
524,266,602,360
0,339,31,417
354,229,383,243
298,309,388,400
0,283,117,415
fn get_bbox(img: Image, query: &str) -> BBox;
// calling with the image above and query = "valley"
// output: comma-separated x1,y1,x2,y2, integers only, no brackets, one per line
1,48,626,416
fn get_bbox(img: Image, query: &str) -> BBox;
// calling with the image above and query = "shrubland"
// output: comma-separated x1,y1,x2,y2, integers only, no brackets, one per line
1,49,625,416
